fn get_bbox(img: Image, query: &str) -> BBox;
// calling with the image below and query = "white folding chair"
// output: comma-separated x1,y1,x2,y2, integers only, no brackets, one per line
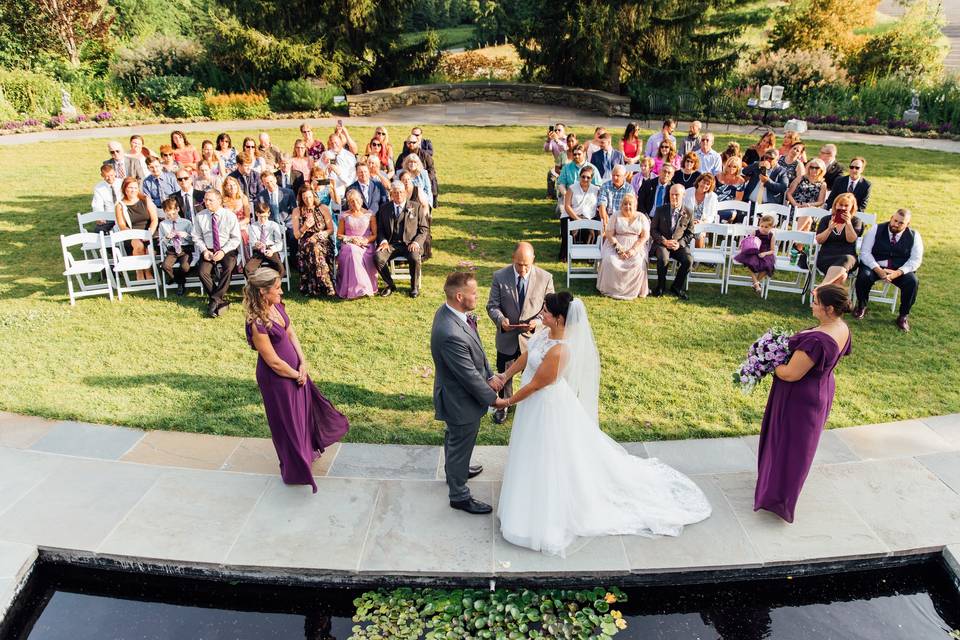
753,202,792,228
792,207,831,231
109,229,161,300
717,200,752,224
566,219,604,286
77,211,116,260
764,230,818,303
688,223,735,293
279,232,292,292
61,232,113,305
389,256,412,282
157,241,202,297
724,224,760,292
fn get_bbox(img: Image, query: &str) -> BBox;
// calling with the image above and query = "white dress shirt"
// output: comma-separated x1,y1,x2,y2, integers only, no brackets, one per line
332,149,357,199
859,225,924,274
159,217,194,252
445,303,469,327
248,220,285,254
91,180,122,213
191,207,241,255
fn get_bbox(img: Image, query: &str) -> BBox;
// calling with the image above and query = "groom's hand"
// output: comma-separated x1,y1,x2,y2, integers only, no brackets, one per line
487,374,505,392
493,397,509,409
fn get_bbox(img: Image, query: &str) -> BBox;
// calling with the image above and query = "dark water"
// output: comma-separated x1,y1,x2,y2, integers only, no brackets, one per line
4,560,959,639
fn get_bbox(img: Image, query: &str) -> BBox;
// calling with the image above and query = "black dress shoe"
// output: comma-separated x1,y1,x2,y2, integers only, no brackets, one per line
492,408,507,424
378,286,395,298
450,498,492,514
409,289,420,298
207,302,219,318
651,287,663,297
896,315,910,332
468,464,484,478
670,287,689,301
175,284,186,296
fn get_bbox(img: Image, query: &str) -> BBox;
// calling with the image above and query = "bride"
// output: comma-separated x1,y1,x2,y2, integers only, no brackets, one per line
497,292,711,556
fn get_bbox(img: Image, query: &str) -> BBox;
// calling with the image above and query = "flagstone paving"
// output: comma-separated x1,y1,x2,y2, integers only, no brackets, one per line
0,411,959,620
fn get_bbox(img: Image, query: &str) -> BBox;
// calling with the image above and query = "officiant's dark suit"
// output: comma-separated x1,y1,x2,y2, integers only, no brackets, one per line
374,193,429,297
651,190,696,296
485,247,554,422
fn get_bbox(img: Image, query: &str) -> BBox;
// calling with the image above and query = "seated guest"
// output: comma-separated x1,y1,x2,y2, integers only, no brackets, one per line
637,164,676,218
777,142,806,184
410,126,434,155
159,197,194,296
564,132,579,163
742,130,776,166
290,140,314,182
330,121,359,155
142,155,178,208
400,154,433,209
786,159,828,231
544,122,567,195
257,132,283,169
715,156,746,219
644,119,677,158
673,152,701,189
584,126,606,159
230,154,263,203
158,144,179,174
683,173,719,233
239,136,267,173
374,181,429,298
222,176,252,259
366,152,391,189
174,169,205,222
720,141,741,167
597,193,650,300
652,139,681,175
854,208,923,332
257,171,296,230
299,122,325,161
372,126,396,169
199,139,227,179
292,187,336,297
328,134,358,202
347,161,388,211
695,132,722,176
826,157,871,212
395,134,436,206
275,154,305,193
742,150,789,206
620,122,642,165
191,189,242,318
123,135,149,181
819,144,842,191
336,189,378,299
589,132,625,182
597,165,634,228
366,136,395,181
104,141,127,179
196,161,223,193
557,145,601,198
560,165,600,262
92,162,122,215
486,241,555,423
216,133,238,172
629,156,657,194
115,177,159,281
777,130,803,161
651,184,695,299
679,120,702,156
733,213,777,295
170,130,200,170
246,202,286,277
815,193,864,288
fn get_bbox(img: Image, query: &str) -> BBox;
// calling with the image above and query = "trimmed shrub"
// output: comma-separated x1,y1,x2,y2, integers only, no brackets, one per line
165,95,205,118
437,50,519,81
137,75,196,109
110,36,205,95
268,79,332,112
0,69,61,116
203,92,271,120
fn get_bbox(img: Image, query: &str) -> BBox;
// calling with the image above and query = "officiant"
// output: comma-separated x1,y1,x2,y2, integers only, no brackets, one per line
486,241,555,424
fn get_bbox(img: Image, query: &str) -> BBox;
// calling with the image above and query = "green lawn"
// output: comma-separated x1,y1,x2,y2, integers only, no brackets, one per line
401,24,477,49
0,125,957,444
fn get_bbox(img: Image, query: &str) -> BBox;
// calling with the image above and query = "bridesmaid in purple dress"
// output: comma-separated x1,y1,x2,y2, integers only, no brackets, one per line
244,267,349,492
336,189,379,298
754,284,852,522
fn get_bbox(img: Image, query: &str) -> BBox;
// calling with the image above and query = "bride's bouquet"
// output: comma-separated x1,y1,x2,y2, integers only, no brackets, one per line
733,327,793,394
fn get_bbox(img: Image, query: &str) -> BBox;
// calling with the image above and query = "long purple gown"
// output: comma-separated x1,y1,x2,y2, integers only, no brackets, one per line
246,303,349,492
336,212,378,299
754,330,851,522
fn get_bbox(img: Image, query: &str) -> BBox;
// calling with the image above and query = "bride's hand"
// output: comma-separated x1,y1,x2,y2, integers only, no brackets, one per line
493,397,509,409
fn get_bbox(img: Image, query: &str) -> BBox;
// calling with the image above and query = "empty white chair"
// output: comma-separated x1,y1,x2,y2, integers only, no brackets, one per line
109,229,161,300
279,232,292,292
76,211,116,260
688,223,734,293
566,219,604,286
61,232,113,305
764,230,818,302
753,202,792,228
717,200,752,224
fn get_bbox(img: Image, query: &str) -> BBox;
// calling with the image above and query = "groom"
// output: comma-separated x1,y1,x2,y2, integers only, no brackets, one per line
431,271,508,514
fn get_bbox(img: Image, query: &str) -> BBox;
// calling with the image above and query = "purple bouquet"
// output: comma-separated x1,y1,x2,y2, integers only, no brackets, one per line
733,327,793,394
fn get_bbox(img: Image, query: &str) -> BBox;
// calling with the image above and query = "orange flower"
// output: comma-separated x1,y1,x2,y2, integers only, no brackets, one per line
604,592,617,604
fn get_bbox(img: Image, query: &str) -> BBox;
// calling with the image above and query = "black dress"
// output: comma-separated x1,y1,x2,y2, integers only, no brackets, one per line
672,170,701,190
815,216,864,273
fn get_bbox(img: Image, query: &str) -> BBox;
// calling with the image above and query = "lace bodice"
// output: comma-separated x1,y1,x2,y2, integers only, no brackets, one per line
522,331,565,385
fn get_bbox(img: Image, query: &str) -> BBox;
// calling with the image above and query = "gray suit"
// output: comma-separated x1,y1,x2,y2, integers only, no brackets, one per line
485,265,555,397
431,304,498,501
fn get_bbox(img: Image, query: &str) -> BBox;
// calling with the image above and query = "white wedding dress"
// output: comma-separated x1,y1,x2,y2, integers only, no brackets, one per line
497,300,712,556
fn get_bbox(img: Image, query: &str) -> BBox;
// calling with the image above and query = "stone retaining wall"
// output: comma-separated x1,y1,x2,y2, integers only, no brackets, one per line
347,82,631,118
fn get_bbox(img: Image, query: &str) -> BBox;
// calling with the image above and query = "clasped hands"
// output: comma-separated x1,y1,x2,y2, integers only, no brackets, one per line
661,238,680,251
874,266,901,282
203,249,226,262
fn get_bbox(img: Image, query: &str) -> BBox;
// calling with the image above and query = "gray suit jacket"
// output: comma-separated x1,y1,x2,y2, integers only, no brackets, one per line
486,265,555,355
431,305,497,424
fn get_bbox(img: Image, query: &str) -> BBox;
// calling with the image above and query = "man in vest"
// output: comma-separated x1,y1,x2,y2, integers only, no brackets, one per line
853,208,924,332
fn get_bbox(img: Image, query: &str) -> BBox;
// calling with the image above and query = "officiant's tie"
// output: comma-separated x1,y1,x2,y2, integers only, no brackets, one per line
517,275,526,311
467,314,478,335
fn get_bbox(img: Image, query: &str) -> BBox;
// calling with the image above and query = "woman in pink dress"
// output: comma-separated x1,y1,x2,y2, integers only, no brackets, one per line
336,189,378,299
596,193,650,299
291,139,314,182
171,130,201,172
222,176,252,260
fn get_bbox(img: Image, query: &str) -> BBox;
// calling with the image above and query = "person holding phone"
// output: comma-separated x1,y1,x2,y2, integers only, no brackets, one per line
485,242,555,424
815,192,864,289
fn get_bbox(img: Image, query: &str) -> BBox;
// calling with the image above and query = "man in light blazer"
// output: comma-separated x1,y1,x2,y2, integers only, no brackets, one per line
485,241,555,424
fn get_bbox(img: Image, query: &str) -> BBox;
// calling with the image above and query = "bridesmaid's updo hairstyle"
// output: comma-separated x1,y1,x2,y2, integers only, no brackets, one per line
544,291,574,324
243,267,281,329
815,284,853,317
